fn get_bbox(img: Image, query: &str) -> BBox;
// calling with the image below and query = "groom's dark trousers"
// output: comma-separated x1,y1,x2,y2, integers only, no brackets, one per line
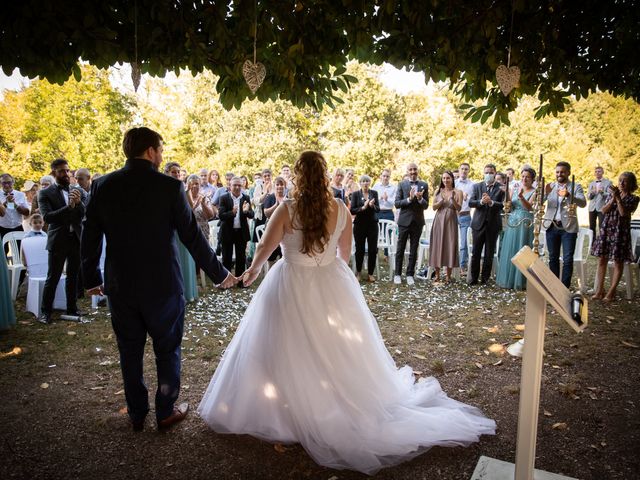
81,158,229,424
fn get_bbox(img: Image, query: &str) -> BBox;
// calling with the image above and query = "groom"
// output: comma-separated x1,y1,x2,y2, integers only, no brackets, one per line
81,127,236,432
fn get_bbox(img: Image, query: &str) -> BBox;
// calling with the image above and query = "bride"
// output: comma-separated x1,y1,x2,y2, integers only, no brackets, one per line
198,151,495,475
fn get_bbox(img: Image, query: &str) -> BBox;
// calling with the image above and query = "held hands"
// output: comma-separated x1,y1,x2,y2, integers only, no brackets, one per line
241,267,260,287
217,272,240,289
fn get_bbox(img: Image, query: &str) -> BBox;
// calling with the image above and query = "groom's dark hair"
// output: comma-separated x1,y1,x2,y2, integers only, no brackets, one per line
122,127,163,159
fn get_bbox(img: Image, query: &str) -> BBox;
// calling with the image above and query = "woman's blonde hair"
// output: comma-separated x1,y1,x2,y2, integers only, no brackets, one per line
292,151,334,256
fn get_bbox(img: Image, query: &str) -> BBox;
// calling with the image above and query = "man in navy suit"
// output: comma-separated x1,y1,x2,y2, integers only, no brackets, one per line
218,177,254,285
81,127,236,432
38,158,88,324
393,163,429,285
468,163,505,285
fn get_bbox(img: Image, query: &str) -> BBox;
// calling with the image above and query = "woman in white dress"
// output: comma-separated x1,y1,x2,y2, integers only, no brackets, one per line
198,151,495,475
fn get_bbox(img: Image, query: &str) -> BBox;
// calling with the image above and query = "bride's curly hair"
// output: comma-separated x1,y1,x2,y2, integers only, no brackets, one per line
291,151,334,256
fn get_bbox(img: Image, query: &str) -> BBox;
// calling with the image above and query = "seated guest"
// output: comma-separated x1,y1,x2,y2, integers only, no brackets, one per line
24,213,47,238
350,175,380,282
496,167,537,290
263,176,287,262
219,177,254,285
428,171,462,283
165,163,197,302
186,174,216,242
331,168,349,205
591,172,640,302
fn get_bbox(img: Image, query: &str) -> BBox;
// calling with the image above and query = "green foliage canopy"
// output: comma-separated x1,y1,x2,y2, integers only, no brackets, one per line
1,1,638,126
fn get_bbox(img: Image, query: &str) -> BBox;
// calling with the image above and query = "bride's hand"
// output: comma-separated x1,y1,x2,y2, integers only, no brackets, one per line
242,267,260,287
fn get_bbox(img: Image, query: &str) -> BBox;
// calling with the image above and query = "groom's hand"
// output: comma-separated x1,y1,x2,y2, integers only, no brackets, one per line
86,285,104,296
217,272,239,289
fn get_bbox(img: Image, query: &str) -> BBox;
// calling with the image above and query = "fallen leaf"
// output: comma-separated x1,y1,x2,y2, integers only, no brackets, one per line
90,386,105,390
492,359,503,366
515,324,525,331
474,362,483,369
488,343,505,355
455,322,464,328
606,316,615,320
589,392,597,400
412,354,427,360
394,349,402,354
552,422,568,430
99,361,112,366
274,444,287,454
587,386,597,391
552,365,561,369
601,441,607,447
412,370,423,376
40,382,49,389
115,389,124,395
621,341,639,349
63,381,69,385
543,410,553,417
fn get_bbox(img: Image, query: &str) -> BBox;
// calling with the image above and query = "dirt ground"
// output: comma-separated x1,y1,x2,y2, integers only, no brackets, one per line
1,262,639,480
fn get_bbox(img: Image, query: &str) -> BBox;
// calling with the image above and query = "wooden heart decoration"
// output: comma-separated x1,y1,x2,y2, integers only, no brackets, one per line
495,65,520,96
242,60,266,94
131,62,141,92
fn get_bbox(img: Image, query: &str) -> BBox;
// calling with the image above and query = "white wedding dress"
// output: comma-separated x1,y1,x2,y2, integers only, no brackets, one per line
198,199,495,475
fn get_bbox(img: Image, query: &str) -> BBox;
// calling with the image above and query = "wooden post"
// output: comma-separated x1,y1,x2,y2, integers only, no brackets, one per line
514,281,547,480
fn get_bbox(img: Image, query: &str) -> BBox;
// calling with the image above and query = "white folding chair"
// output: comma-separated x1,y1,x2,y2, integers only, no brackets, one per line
416,218,433,271
376,219,396,279
573,227,593,292
21,236,66,316
254,224,270,275
2,231,26,300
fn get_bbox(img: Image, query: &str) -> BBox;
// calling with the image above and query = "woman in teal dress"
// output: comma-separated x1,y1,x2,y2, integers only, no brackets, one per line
165,162,198,302
497,167,537,290
1,252,16,330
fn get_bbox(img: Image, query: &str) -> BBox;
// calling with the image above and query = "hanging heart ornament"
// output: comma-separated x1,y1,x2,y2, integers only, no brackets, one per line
495,65,520,96
131,62,141,92
243,60,266,94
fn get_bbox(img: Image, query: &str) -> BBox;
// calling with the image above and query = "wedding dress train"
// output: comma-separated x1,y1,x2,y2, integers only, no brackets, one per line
198,199,495,474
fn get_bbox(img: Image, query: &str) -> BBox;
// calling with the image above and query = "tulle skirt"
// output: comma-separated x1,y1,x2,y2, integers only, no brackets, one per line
198,258,495,475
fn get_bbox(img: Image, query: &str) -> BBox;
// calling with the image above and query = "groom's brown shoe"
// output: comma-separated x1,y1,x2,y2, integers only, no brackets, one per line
158,402,189,431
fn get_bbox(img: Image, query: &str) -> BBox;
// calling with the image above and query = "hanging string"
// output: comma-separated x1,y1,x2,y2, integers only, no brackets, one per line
253,0,258,63
507,0,515,67
134,0,138,66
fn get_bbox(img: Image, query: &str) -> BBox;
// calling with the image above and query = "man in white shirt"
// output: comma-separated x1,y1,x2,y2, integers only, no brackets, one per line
456,163,475,272
0,173,30,243
587,166,612,236
372,168,396,260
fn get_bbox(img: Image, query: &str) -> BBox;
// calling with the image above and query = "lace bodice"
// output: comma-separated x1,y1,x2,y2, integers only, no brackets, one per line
280,198,347,267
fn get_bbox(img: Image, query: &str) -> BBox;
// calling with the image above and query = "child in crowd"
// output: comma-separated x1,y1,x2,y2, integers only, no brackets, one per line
24,214,46,238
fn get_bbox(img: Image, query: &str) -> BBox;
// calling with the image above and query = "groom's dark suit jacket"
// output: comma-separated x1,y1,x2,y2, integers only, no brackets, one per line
81,158,229,298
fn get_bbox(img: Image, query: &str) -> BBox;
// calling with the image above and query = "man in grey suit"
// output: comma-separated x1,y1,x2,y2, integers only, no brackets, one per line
393,163,429,285
543,161,587,288
587,166,612,237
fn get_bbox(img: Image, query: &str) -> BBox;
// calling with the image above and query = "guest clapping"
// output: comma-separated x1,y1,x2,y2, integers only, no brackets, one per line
350,175,380,282
263,176,287,262
331,168,349,205
591,172,640,302
496,167,536,290
186,174,216,241
219,177,254,284
429,171,462,283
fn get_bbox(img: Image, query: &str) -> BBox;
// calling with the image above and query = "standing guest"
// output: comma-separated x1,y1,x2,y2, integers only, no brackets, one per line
587,166,612,237
21,180,38,231
75,168,92,193
24,213,46,238
219,177,254,285
199,168,215,198
81,126,236,432
37,159,88,324
179,168,188,185
212,172,235,207
350,175,380,282
496,167,537,290
280,164,294,191
0,174,30,243
30,175,54,216
187,174,216,242
240,175,249,193
252,169,273,249
468,163,505,285
428,171,462,283
262,176,287,262
505,167,519,191
344,168,357,197
372,168,397,261
393,163,429,285
456,163,475,274
0,251,16,331
591,172,639,302
495,172,507,192
543,161,587,288
208,169,223,189
331,168,349,205
165,163,197,302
